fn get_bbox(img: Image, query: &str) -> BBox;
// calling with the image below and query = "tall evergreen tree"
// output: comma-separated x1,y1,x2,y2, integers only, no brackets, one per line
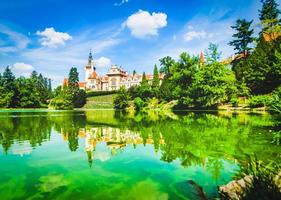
1,66,17,107
229,19,255,56
68,67,79,89
152,65,160,88
259,0,280,32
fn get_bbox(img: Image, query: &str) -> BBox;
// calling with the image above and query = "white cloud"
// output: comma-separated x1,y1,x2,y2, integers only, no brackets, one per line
95,57,111,68
13,62,34,71
183,30,213,42
0,24,30,53
36,27,72,48
114,0,129,6
124,10,167,39
12,62,34,77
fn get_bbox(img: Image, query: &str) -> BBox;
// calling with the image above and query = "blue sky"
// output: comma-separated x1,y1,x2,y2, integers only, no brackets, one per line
0,0,265,86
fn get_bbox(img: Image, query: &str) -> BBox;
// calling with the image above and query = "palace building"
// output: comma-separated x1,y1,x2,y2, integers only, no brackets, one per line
63,51,164,91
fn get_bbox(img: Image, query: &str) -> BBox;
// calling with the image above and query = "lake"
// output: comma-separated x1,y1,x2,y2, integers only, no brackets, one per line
0,110,280,200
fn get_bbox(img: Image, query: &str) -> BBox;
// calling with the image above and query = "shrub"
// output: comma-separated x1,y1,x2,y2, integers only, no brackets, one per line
48,96,73,110
134,97,145,111
268,86,281,113
113,87,130,110
230,96,239,107
86,90,117,98
74,89,87,108
248,95,271,108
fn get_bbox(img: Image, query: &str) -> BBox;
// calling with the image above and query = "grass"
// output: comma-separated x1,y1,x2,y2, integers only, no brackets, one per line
83,94,116,109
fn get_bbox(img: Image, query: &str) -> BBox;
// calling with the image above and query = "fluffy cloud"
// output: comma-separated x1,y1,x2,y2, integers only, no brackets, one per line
36,27,72,48
95,57,111,68
12,62,34,77
13,62,34,70
183,30,213,42
124,10,167,39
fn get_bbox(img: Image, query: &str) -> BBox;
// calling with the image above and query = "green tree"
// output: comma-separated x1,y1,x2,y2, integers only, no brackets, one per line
189,62,237,108
159,56,175,74
259,0,280,32
229,19,255,56
236,37,281,94
169,52,198,105
15,77,41,108
0,66,17,108
68,67,79,89
204,43,222,64
152,65,160,88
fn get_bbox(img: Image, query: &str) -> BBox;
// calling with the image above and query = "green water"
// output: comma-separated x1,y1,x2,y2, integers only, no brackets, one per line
0,110,280,200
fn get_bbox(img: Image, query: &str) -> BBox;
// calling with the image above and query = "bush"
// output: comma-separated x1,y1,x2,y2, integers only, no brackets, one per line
134,97,145,111
86,90,117,98
268,86,281,113
230,96,239,107
113,87,130,110
74,89,87,108
48,96,73,110
248,95,271,108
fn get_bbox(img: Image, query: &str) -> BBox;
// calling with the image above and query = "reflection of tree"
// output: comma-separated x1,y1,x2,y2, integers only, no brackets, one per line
0,111,86,153
51,112,86,152
109,111,280,169
0,112,52,153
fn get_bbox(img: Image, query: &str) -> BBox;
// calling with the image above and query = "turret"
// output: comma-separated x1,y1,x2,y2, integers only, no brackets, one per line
85,50,95,82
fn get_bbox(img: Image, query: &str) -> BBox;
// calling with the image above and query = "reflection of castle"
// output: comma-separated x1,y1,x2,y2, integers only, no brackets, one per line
61,127,165,166
63,51,164,91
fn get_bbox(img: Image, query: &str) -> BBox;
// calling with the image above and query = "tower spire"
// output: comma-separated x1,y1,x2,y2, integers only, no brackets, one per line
88,49,93,65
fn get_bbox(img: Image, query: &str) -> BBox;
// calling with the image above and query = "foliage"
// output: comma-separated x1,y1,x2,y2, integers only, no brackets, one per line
169,52,198,103
49,67,86,110
268,86,281,113
248,95,271,108
134,97,145,111
204,43,222,64
86,90,117,98
259,0,280,32
48,91,73,110
221,160,281,200
235,38,281,94
229,19,255,55
113,87,131,110
74,89,87,108
159,56,175,74
0,67,52,108
189,62,237,108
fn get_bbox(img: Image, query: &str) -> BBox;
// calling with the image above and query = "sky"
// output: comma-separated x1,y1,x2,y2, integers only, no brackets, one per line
0,0,266,86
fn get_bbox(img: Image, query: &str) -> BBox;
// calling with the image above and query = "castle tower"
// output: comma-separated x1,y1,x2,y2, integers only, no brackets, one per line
85,50,95,82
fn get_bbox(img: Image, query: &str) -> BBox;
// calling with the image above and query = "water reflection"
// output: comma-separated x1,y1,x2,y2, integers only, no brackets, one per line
0,110,279,168
0,110,280,199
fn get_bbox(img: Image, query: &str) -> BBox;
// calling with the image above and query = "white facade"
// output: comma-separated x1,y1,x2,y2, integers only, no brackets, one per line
79,52,164,91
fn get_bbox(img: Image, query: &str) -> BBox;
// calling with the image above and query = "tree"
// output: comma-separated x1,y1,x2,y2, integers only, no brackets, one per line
229,19,255,56
152,65,160,89
169,52,198,104
1,66,17,107
159,56,175,74
68,67,79,89
133,70,137,76
259,0,280,32
189,62,237,108
236,37,281,94
204,43,222,64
